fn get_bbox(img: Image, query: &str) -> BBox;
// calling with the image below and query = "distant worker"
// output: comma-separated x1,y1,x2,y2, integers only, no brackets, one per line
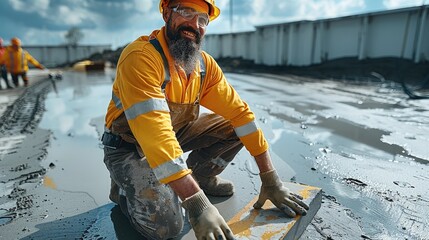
0,37,13,90
0,37,45,87
101,0,309,239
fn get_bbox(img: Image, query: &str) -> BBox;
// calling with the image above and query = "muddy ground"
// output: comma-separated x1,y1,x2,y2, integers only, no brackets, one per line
0,58,428,240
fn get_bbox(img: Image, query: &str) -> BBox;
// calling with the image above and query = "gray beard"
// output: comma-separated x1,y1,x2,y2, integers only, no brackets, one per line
168,38,201,75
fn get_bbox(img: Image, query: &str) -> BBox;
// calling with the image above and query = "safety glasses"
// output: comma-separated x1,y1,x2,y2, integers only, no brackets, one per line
171,5,209,27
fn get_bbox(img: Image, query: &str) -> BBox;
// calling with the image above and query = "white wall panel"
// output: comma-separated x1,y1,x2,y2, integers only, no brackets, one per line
365,13,410,58
258,26,281,65
293,22,315,66
324,18,361,60
203,6,429,66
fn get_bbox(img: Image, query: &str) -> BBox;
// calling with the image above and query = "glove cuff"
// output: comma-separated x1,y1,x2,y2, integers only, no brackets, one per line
181,190,211,218
260,169,281,186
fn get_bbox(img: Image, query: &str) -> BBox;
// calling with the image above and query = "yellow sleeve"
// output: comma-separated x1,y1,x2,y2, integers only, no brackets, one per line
115,42,190,184
26,52,41,68
200,53,269,156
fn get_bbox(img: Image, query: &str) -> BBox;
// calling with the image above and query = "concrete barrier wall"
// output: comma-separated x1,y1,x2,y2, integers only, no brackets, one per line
204,5,429,66
23,45,111,67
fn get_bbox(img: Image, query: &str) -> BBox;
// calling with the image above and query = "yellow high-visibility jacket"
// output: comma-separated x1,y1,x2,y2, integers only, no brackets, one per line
0,47,42,74
105,27,269,184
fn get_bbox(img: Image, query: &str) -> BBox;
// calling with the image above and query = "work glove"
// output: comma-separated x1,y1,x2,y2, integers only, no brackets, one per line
254,169,309,217
182,190,234,240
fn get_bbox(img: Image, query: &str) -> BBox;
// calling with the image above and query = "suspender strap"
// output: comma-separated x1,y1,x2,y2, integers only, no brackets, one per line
199,55,206,84
149,38,206,90
149,39,171,90
196,54,206,102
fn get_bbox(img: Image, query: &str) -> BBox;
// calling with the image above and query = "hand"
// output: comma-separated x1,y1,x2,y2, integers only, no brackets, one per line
254,169,309,217
182,190,234,240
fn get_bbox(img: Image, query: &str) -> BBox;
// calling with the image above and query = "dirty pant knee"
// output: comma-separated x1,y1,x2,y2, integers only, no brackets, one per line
129,203,184,240
125,186,184,239
103,147,184,239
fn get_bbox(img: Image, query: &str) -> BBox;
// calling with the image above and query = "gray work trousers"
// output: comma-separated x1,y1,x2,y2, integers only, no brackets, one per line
103,113,243,239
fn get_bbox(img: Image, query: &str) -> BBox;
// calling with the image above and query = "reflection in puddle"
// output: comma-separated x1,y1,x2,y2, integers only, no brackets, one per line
271,108,426,164
39,70,114,205
315,117,427,164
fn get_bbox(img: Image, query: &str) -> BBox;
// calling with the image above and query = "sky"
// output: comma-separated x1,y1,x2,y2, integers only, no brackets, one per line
0,0,427,49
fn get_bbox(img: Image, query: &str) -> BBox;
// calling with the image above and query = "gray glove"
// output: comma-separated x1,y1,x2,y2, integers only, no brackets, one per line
253,169,309,217
182,190,234,240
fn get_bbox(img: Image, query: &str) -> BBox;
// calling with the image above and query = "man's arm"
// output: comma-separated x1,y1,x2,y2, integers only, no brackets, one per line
168,174,200,200
254,150,274,173
169,174,234,240
26,52,44,69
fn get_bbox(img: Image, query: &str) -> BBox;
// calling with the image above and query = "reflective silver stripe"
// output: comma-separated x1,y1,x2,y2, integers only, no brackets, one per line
234,121,258,137
211,157,229,168
112,92,123,109
125,98,169,120
153,155,188,180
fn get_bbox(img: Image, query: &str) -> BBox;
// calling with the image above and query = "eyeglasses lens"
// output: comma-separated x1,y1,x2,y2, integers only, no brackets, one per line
172,6,209,27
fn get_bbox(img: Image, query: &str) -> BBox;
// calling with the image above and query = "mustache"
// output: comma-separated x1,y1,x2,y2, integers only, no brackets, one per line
178,26,201,40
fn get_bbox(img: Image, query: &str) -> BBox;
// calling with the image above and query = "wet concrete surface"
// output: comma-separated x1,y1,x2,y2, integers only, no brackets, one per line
0,69,428,239
232,73,429,239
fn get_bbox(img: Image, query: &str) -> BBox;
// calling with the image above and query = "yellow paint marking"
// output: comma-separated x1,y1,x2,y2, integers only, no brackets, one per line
299,185,320,199
227,184,321,239
228,196,295,238
43,176,57,189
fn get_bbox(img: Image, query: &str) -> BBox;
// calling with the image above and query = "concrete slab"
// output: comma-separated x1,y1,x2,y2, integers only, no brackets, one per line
227,183,321,240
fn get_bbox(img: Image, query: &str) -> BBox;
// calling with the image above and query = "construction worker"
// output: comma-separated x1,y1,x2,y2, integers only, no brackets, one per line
102,0,309,239
0,37,13,90
0,37,45,87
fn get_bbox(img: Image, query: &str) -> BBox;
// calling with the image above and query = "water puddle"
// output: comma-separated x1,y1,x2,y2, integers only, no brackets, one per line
38,70,115,206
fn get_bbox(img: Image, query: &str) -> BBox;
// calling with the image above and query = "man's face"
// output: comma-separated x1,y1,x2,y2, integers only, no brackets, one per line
165,4,207,45
165,3,209,74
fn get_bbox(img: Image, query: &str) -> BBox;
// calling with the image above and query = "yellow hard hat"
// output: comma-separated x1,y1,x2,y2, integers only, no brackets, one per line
159,0,220,21
11,37,21,47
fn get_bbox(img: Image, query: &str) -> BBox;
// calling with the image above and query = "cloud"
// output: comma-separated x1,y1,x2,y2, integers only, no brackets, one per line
56,5,95,26
252,0,366,24
383,0,424,9
8,0,50,15
133,0,154,13
0,0,161,46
